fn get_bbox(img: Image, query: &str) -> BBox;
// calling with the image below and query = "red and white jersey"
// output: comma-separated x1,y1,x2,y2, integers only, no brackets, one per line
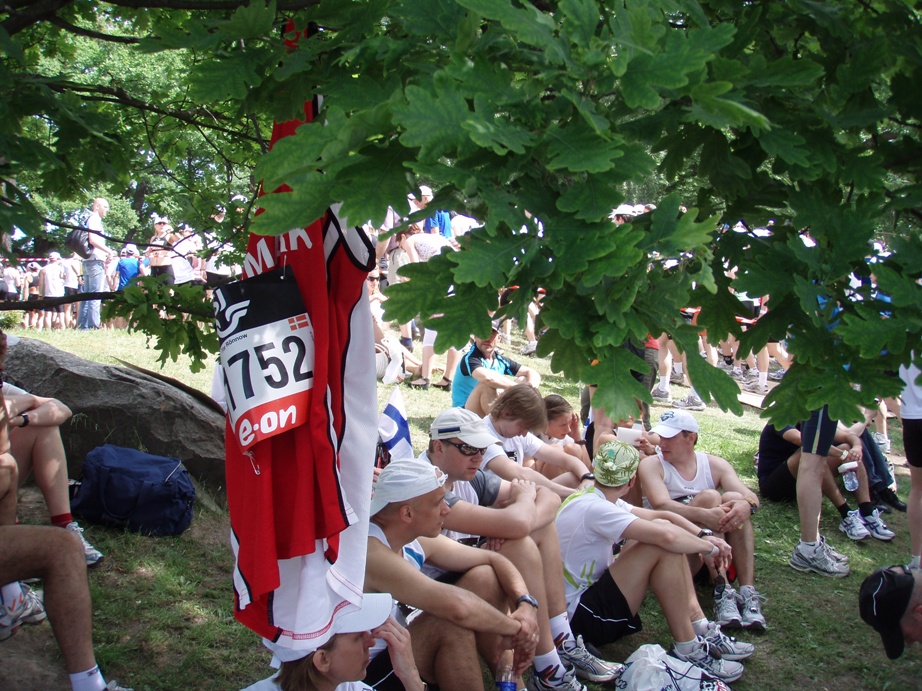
225,55,376,650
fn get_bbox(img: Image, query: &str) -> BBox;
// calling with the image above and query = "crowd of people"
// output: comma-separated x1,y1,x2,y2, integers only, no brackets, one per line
4,197,236,332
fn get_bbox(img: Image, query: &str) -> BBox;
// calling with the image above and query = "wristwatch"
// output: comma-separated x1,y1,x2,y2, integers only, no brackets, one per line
745,497,759,515
515,594,539,609
580,472,595,482
697,529,713,538
20,413,29,428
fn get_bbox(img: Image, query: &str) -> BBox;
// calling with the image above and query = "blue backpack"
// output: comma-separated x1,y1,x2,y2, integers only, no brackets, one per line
71,445,196,536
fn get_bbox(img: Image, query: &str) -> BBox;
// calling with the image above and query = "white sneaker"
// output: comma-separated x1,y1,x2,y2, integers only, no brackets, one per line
713,584,742,629
789,542,850,577
651,387,671,403
862,508,896,541
669,638,744,683
739,588,766,632
838,510,871,541
0,584,47,641
558,635,624,682
742,380,769,395
673,394,706,411
66,522,105,567
700,621,755,661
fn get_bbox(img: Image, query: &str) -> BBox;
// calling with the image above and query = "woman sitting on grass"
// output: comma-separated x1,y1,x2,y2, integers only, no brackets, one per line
243,593,424,691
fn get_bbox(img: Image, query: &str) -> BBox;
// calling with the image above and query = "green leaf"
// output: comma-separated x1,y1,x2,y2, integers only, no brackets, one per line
189,54,261,102
748,56,824,88
249,180,336,237
334,144,415,228
559,0,600,47
546,122,623,173
451,234,536,287
455,0,557,49
757,127,811,167
583,348,652,423
556,172,626,222
620,53,689,109
221,0,277,40
462,96,537,155
393,82,470,160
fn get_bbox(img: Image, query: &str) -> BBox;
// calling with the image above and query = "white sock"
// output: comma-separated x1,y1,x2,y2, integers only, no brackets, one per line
690,388,701,400
550,612,576,649
674,637,698,655
1,582,22,614
910,555,921,569
739,585,756,598
799,540,819,553
69,665,107,691
533,649,565,679
658,374,670,391
691,618,710,637
673,363,684,375
758,371,768,387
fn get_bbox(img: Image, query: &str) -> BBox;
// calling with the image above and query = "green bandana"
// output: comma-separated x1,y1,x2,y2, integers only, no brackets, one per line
593,440,640,487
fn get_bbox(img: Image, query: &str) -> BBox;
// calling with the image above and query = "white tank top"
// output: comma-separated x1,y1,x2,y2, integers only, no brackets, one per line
658,450,715,500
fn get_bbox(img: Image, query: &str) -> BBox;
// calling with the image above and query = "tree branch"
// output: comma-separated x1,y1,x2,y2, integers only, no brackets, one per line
1,0,72,36
0,292,215,319
41,81,260,142
46,14,140,44
105,0,318,10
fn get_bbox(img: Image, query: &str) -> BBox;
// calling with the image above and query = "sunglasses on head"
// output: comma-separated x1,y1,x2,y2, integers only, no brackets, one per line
442,439,486,457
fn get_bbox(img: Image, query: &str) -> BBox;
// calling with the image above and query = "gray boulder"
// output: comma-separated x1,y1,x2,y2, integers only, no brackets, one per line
4,338,226,500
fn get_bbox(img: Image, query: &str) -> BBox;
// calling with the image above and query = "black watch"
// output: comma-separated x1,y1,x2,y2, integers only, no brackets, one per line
20,412,29,428
697,529,713,538
515,594,539,609
581,472,595,482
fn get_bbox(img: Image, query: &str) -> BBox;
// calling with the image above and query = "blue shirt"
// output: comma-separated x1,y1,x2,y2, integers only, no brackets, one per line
451,343,521,408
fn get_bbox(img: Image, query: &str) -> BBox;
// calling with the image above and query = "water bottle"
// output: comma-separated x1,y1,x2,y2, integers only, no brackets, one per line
496,661,516,691
838,460,859,492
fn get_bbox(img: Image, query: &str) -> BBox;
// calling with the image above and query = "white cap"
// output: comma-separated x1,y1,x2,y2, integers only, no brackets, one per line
418,185,433,198
153,215,170,225
370,459,447,516
430,408,499,448
650,410,699,438
48,251,61,260
612,204,635,217
263,592,393,663
633,204,647,215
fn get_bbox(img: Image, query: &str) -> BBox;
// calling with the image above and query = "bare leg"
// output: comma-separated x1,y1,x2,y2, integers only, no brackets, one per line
12,428,71,517
496,537,554,655
910,466,922,559
609,540,696,643
0,526,96,674
797,451,825,543
409,613,483,691
464,383,502,417
0,453,18,526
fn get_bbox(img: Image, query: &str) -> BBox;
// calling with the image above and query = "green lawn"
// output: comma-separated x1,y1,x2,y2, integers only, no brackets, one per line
7,327,921,690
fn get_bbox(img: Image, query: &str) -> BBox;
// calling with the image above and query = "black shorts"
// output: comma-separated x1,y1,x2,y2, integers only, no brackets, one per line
365,649,405,691
758,459,797,502
150,265,175,285
903,418,922,468
570,569,642,648
801,406,837,457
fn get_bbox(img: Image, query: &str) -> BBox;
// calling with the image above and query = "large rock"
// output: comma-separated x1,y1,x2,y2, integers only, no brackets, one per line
4,338,226,501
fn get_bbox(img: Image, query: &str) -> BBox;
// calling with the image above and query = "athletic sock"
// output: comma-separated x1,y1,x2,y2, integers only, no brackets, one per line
739,584,757,598
1,582,23,614
69,665,107,691
549,612,576,649
758,371,768,388
673,363,684,375
51,512,74,528
691,618,709,637
673,638,698,656
533,650,566,680
858,502,876,518
658,374,670,391
798,540,819,554
835,502,850,519
910,555,921,569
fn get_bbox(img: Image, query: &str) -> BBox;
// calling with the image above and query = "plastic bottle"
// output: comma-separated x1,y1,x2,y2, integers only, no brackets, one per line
496,661,516,691
838,460,859,492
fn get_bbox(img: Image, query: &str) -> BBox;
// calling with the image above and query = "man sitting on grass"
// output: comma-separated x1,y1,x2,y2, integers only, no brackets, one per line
757,420,895,543
638,410,767,632
420,407,623,690
556,440,753,684
860,566,922,660
364,459,540,691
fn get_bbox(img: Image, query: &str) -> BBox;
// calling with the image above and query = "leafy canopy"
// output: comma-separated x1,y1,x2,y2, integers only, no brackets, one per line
2,0,922,424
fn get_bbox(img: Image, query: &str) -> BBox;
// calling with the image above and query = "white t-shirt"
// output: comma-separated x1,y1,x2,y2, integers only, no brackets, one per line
86,211,110,261
555,487,638,618
171,234,198,284
1,382,27,396
480,416,543,471
901,361,922,420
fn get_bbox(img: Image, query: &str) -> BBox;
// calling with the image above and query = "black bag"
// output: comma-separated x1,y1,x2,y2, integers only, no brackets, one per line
71,445,196,536
65,227,93,259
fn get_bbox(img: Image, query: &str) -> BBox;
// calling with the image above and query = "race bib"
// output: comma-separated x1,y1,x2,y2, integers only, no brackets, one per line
214,267,314,450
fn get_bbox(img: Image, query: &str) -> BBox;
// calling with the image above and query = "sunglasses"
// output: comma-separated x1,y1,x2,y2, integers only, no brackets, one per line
367,276,380,282
441,439,486,457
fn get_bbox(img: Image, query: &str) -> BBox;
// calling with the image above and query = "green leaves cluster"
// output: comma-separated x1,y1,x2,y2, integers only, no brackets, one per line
3,0,922,425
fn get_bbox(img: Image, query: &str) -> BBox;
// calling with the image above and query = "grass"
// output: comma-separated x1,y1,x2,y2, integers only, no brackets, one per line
7,326,922,690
